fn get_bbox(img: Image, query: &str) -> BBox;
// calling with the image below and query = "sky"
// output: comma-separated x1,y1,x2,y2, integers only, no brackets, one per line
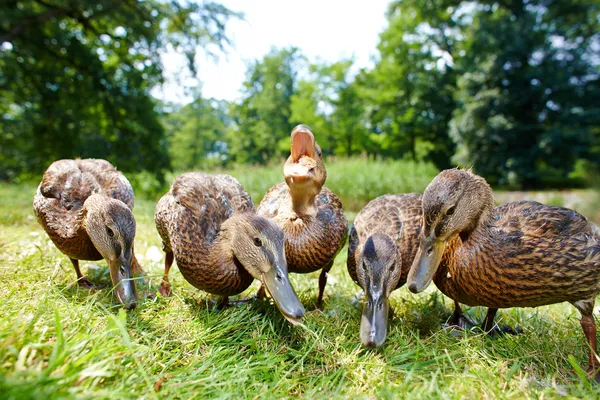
152,0,391,104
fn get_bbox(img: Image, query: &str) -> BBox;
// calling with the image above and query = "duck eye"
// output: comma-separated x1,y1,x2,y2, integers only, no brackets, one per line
253,237,262,247
446,206,456,216
106,227,114,238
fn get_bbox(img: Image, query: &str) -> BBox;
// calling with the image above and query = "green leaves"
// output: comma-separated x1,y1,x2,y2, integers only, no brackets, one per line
0,0,238,180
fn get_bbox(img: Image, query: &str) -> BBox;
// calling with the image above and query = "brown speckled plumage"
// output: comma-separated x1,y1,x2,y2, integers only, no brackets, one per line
155,172,306,323
434,200,600,308
33,158,141,308
155,172,256,296
33,158,134,262
259,183,348,274
257,125,348,307
408,168,600,377
347,194,422,289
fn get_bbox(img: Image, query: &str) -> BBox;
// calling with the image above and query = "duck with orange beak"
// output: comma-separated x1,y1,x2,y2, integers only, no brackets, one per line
258,125,348,309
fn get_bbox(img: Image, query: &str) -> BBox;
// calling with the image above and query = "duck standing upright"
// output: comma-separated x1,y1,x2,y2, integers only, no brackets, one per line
347,193,423,347
408,168,600,379
258,125,348,309
155,172,305,323
33,158,142,309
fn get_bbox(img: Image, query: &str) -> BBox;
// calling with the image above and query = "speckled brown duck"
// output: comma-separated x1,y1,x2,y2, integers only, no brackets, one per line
155,172,305,323
347,193,422,347
258,125,348,309
33,158,142,309
407,168,600,379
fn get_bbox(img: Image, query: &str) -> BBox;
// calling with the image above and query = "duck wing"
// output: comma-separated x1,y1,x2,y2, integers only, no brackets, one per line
159,172,254,250
34,158,133,238
492,201,592,239
349,193,422,285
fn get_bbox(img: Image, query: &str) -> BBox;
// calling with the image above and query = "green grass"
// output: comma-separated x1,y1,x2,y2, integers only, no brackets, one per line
132,157,439,210
2,167,600,399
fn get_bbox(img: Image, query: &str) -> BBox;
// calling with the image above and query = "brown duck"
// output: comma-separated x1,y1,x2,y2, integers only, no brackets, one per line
347,193,422,347
408,169,600,379
155,172,304,323
258,125,348,308
33,158,141,309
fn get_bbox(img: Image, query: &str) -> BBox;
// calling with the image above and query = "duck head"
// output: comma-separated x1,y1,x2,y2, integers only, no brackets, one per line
283,125,326,214
408,169,494,293
356,233,401,347
85,195,138,309
228,214,305,324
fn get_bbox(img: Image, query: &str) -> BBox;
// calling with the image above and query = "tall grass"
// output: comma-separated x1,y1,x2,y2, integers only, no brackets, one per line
132,157,439,212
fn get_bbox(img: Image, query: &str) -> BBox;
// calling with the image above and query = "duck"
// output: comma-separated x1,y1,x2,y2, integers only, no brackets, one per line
347,193,423,347
33,158,142,309
155,172,305,324
407,168,600,379
257,125,348,309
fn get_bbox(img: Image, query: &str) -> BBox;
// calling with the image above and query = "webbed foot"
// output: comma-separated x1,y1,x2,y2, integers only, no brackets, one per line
256,285,267,301
158,281,173,297
446,311,477,330
76,276,105,289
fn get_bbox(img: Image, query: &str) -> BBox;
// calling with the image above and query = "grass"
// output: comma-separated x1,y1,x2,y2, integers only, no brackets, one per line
1,163,600,399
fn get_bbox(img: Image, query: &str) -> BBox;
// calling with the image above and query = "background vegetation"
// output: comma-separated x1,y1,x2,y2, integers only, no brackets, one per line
2,0,599,187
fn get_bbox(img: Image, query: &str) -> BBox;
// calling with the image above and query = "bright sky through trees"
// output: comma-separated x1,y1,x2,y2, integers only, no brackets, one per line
154,0,390,103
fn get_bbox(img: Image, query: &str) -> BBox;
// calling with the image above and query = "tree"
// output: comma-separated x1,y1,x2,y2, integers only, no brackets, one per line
450,0,600,187
363,0,458,169
0,0,238,180
162,96,230,170
290,60,371,157
228,47,304,164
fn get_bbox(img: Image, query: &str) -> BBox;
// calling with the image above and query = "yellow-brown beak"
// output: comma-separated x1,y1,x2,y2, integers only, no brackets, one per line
407,235,445,293
108,256,137,310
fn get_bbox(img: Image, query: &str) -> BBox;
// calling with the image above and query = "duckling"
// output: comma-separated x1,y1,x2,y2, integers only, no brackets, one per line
155,172,305,323
407,168,600,379
258,125,348,309
33,159,141,309
347,194,423,346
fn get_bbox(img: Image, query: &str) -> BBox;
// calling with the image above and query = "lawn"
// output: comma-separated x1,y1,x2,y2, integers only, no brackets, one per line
1,161,600,399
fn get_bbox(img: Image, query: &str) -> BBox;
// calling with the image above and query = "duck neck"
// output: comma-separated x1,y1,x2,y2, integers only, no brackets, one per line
288,184,318,217
460,173,495,242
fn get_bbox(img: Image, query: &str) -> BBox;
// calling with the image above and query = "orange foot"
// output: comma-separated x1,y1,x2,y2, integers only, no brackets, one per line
158,281,173,297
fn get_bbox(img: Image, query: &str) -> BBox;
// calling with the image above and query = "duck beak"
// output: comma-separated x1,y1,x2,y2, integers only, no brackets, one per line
285,126,317,185
407,235,445,293
360,290,389,347
290,125,316,162
261,263,305,325
108,256,137,310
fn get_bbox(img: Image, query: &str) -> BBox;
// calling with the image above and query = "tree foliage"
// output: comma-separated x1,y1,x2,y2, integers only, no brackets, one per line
0,0,238,180
227,47,304,164
162,96,230,170
2,0,598,188
450,0,600,187
361,0,459,169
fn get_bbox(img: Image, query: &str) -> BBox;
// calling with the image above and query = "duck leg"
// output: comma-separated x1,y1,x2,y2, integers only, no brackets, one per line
478,308,521,335
158,251,174,297
256,284,267,300
70,258,95,288
572,299,600,382
317,260,334,310
448,300,477,329
213,296,229,311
